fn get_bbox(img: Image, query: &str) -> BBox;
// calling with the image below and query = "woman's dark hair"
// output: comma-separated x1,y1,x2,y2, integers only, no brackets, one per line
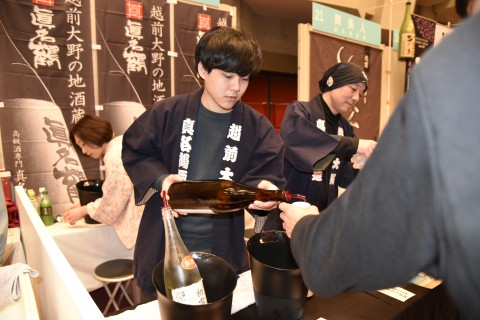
195,26,263,77
69,115,113,155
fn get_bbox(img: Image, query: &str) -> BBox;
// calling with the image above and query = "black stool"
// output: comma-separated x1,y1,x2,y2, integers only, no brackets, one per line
93,259,135,315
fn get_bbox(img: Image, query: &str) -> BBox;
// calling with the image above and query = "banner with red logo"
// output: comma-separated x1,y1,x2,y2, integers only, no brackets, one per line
0,0,95,124
96,0,170,106
173,2,232,94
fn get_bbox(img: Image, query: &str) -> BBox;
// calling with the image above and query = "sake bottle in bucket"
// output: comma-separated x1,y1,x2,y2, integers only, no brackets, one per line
162,191,207,305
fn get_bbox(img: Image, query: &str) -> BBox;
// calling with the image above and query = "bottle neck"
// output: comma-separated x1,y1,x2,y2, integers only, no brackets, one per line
162,206,189,255
254,189,287,201
162,207,176,244
403,3,412,21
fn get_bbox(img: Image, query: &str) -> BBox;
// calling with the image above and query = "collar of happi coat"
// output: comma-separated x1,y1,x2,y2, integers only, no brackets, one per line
177,88,245,182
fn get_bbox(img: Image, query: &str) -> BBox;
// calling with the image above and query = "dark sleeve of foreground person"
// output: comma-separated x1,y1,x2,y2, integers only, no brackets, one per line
290,13,480,320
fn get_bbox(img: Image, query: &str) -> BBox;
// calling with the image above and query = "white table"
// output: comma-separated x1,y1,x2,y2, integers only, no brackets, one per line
2,227,26,266
47,220,134,292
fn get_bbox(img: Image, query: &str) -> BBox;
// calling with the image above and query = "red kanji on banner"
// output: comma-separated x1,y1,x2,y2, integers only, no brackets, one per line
33,0,54,6
126,0,143,20
197,14,212,31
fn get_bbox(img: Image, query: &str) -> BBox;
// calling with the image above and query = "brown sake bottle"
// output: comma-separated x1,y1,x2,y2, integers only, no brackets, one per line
167,180,305,214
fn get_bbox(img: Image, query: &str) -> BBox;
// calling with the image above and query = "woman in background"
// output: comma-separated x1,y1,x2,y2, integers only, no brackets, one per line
62,115,143,250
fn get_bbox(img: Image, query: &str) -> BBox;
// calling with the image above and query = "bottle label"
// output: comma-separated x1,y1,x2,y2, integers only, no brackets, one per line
171,279,207,305
400,32,415,59
40,206,53,216
181,255,197,270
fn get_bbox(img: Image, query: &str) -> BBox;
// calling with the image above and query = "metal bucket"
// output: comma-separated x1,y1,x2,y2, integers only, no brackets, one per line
152,252,237,320
247,230,307,320
76,179,103,224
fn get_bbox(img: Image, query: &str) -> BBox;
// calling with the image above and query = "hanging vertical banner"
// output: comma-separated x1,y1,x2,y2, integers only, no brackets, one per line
0,0,94,214
411,14,452,62
411,14,436,61
95,0,171,107
173,2,232,95
309,32,382,140
0,0,235,212
0,0,95,123
0,98,86,215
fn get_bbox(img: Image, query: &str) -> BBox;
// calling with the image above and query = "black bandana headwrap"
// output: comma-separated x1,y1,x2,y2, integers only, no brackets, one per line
319,62,368,94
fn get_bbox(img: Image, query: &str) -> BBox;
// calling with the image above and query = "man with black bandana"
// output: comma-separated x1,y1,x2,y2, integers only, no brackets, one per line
280,62,377,210
279,2,480,318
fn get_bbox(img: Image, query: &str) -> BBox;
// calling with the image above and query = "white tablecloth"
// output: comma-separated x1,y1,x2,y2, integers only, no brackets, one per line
2,227,26,266
47,220,134,292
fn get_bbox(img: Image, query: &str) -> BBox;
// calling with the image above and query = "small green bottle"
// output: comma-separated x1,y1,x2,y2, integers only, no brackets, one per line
39,189,54,226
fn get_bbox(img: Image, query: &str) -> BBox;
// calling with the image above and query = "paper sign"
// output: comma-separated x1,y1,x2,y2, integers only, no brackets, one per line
189,0,220,7
312,2,381,47
378,287,415,302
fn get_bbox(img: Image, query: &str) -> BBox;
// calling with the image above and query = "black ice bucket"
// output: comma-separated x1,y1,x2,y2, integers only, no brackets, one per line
247,230,307,320
76,179,103,224
153,252,237,320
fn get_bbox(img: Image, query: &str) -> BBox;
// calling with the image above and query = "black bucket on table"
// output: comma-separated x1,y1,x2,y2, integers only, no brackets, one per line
247,230,307,320
76,179,103,224
153,252,237,320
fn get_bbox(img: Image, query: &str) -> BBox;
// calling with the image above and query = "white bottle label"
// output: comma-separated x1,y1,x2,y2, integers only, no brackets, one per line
171,279,207,305
400,32,416,58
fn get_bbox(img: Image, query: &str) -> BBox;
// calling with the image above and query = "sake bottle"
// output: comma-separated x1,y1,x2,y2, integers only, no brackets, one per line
27,189,40,214
39,189,54,226
162,192,207,305
168,180,306,214
399,1,416,61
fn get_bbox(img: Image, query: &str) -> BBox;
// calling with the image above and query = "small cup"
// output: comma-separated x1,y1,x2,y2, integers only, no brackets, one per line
292,201,310,209
351,153,366,169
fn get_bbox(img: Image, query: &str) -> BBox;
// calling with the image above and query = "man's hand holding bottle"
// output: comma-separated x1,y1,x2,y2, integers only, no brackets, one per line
162,174,185,217
248,180,280,211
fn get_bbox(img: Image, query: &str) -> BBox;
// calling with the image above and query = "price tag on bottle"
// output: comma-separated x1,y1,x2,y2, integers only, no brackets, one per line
171,279,207,305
